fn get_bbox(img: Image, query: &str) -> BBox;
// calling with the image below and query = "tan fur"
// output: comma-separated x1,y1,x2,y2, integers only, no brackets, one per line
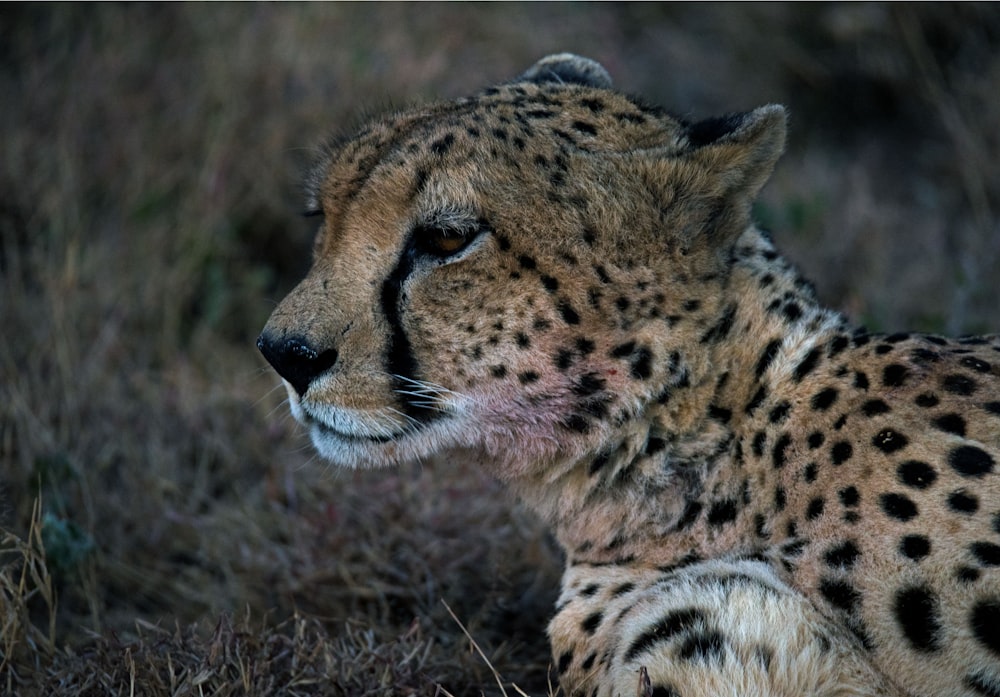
259,54,1000,696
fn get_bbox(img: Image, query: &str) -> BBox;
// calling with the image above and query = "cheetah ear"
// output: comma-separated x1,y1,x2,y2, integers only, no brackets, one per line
621,105,787,255
685,105,787,204
517,53,613,89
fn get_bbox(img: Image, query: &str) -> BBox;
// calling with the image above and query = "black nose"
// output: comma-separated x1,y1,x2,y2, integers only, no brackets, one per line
256,333,338,397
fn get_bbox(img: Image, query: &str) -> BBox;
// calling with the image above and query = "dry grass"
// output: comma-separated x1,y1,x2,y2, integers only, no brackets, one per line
1,4,998,695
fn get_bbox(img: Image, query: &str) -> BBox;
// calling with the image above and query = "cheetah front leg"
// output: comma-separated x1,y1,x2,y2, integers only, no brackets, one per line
549,558,905,697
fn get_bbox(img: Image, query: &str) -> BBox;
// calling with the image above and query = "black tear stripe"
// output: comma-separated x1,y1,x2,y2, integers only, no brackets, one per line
380,234,441,423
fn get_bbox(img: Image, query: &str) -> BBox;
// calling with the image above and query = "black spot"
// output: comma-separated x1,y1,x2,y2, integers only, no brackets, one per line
754,513,769,538
958,566,981,583
806,497,825,520
782,302,802,321
561,414,590,433
971,600,1000,657
897,460,937,489
707,499,739,526
630,348,653,380
861,399,891,416
971,542,1000,566
819,579,861,612
915,393,940,408
574,373,607,399
793,348,822,381
579,97,605,112
708,405,732,423
518,371,539,384
839,486,860,507
882,364,909,387
517,254,537,270
644,437,666,456
744,386,767,414
679,631,725,662
943,373,978,395
833,414,847,429
962,356,992,373
803,462,818,483
557,650,573,674
751,431,766,458
830,441,853,465
774,486,787,511
828,335,849,357
894,585,942,652
825,540,860,568
675,500,703,530
650,687,681,697
571,120,598,136
554,349,574,370
872,428,909,454
875,344,894,355
949,445,995,477
700,304,737,344
610,582,636,599
880,493,918,521
854,371,869,389
625,608,707,661
811,387,838,410
581,611,603,635
755,339,782,378
808,431,825,449
557,300,580,325
540,275,559,292
783,539,807,557
932,413,967,437
768,401,791,423
490,365,508,379
900,535,931,560
430,132,455,155
610,341,635,358
949,490,979,514
772,434,791,469
515,332,531,349
588,452,611,476
682,299,701,312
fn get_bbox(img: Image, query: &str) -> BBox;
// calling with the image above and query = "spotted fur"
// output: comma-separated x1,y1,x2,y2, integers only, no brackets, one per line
259,54,1000,696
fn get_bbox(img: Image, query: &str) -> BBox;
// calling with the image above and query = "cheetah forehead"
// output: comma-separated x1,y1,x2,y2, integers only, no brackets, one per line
304,63,694,214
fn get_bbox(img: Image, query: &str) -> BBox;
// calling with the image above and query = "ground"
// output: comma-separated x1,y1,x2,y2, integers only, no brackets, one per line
1,4,999,695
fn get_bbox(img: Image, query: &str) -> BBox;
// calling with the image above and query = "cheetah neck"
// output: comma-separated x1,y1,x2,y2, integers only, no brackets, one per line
514,227,852,568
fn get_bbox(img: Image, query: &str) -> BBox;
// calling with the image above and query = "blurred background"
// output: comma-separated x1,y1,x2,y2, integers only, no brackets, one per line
2,4,998,695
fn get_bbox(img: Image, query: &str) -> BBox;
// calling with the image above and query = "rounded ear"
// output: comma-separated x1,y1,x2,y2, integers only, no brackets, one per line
517,53,613,89
685,105,787,203
608,105,788,257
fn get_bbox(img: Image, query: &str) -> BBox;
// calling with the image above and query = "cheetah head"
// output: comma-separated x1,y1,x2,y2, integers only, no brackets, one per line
258,54,786,484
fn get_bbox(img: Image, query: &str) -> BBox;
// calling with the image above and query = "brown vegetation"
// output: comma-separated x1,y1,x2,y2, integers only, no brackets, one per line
2,4,998,695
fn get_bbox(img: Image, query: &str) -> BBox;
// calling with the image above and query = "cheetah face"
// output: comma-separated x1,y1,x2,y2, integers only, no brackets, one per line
258,55,785,481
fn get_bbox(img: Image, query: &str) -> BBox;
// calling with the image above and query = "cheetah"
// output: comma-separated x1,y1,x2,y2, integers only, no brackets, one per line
257,54,1000,696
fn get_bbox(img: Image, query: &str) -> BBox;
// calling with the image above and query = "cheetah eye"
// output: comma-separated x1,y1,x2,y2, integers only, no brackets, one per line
412,219,487,259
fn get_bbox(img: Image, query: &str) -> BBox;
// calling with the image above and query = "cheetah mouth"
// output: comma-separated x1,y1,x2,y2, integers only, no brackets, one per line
308,417,404,444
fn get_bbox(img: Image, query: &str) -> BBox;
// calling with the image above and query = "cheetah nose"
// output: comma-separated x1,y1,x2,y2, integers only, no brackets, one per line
256,332,338,397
